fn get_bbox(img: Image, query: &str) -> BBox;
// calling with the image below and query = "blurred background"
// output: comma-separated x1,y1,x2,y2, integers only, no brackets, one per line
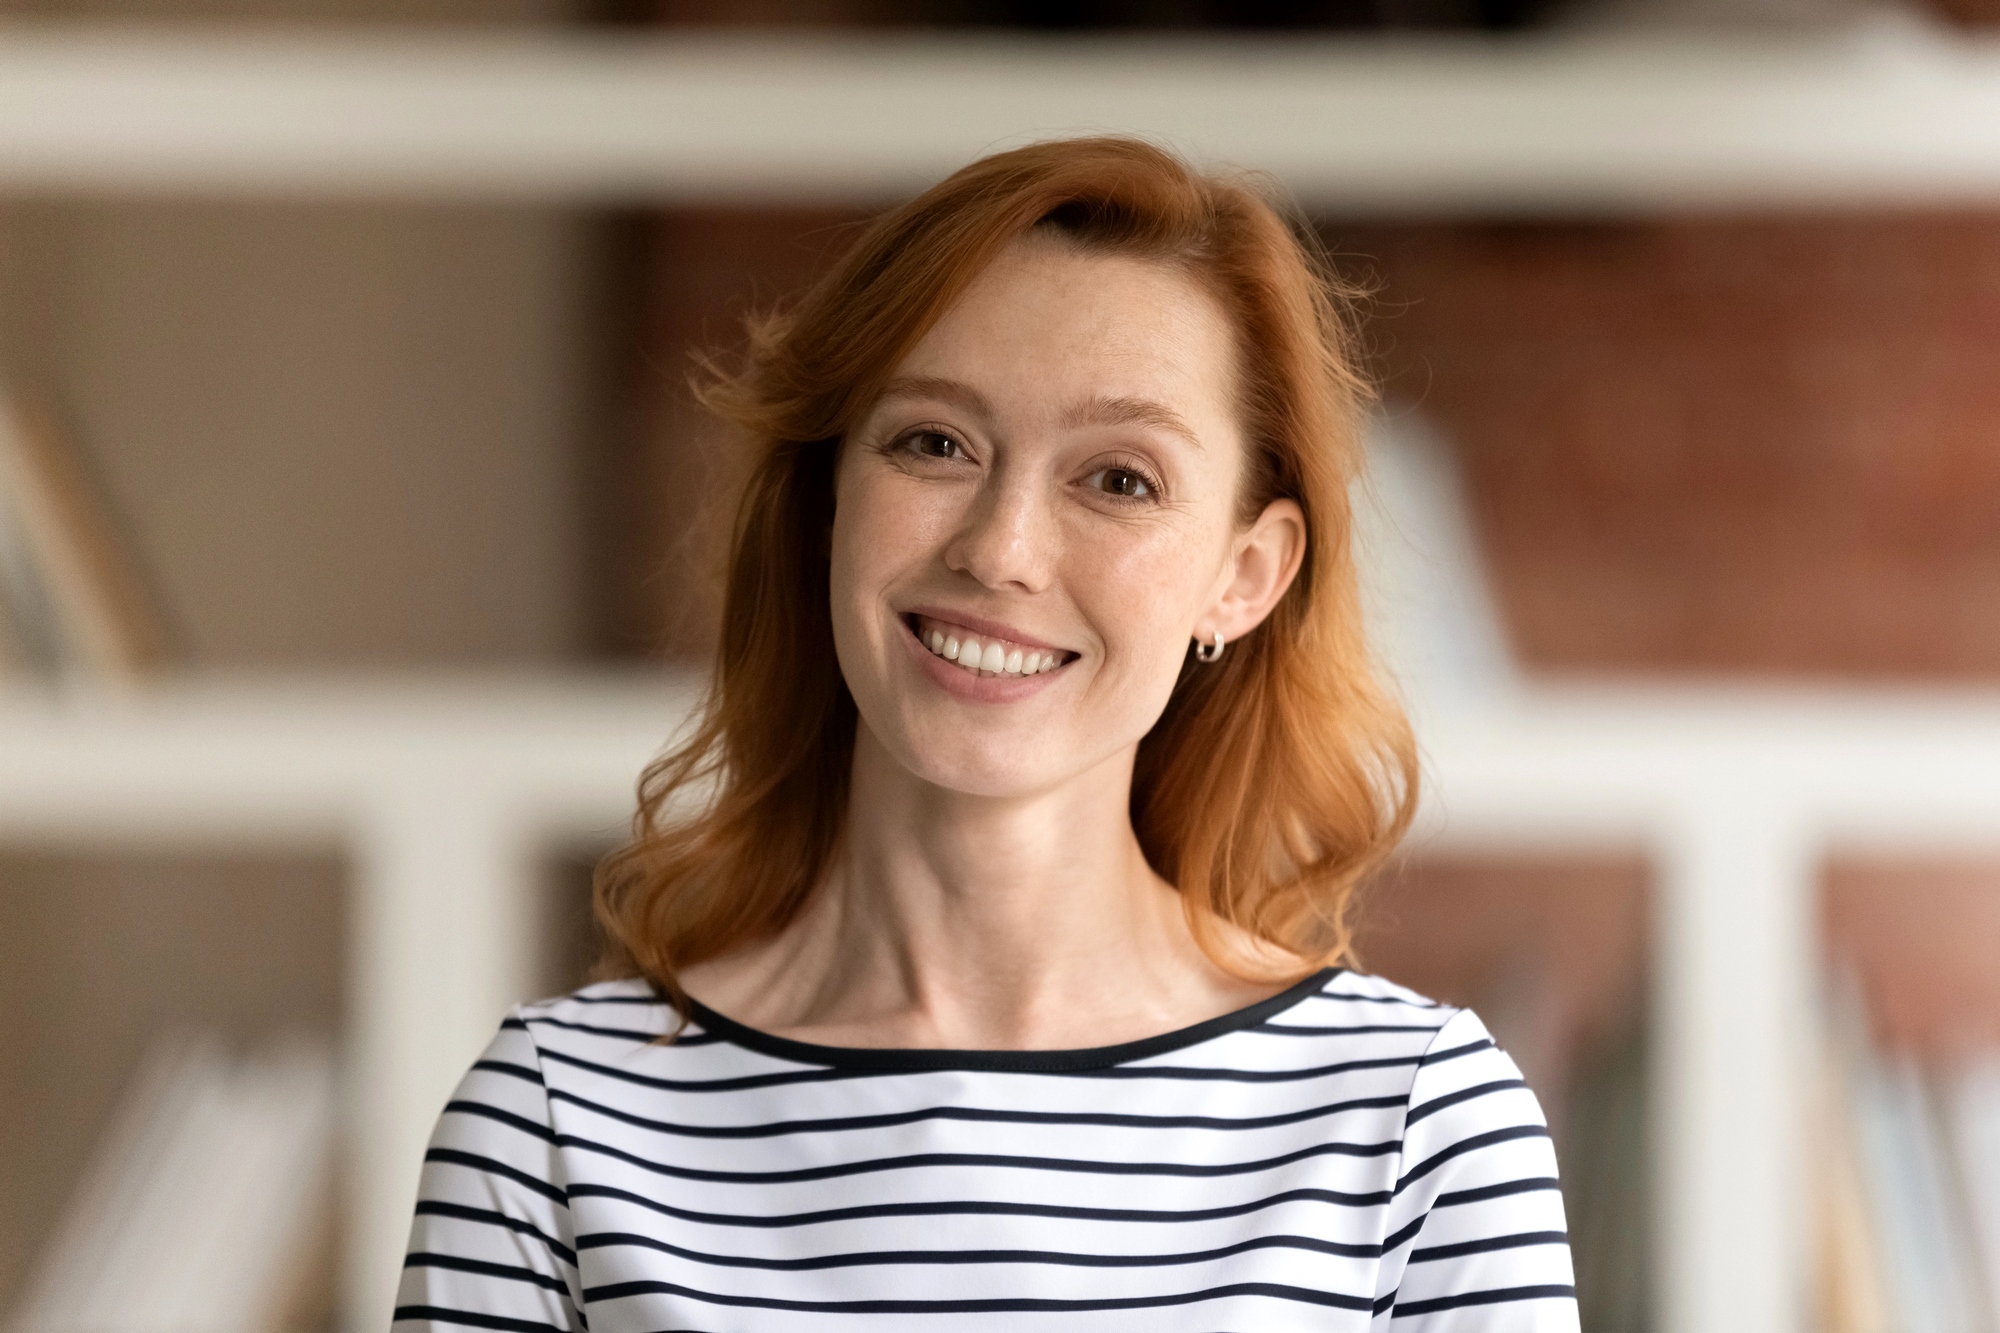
3,2,2000,1331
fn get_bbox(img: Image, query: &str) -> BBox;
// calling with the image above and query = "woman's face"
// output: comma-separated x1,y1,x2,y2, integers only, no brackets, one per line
830,234,1301,800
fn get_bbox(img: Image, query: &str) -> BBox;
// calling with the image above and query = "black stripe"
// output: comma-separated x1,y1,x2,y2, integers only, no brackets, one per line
1404,1079,1527,1127
682,968,1341,1073
575,1228,1383,1269
405,1253,571,1295
537,1044,878,1094
448,1100,557,1143
568,1180,1392,1228
524,1014,671,1043
393,1306,567,1333
1409,1230,1568,1263
413,1201,577,1266
1433,1176,1563,1208
1395,1125,1550,1194
473,1060,545,1087
583,1277,1374,1314
561,1128,1400,1186
534,1033,1431,1092
1415,1038,1493,1068
545,1081,1409,1139
1312,987,1443,1009
1074,1052,1431,1084
1254,1022,1448,1036
500,1018,530,1032
424,1148,570,1205
1393,1283,1576,1316
1380,1213,1426,1255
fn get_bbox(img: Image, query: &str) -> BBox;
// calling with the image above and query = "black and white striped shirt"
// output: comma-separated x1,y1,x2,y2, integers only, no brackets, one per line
397,969,1578,1331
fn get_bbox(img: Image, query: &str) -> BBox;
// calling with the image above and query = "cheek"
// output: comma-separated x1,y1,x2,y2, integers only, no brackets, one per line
1065,521,1220,672
830,467,954,624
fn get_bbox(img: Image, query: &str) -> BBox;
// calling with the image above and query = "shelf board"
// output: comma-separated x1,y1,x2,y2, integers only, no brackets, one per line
4,671,2000,851
6,22,2000,213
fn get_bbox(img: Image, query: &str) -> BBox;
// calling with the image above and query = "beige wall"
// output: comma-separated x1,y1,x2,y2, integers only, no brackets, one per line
0,198,596,666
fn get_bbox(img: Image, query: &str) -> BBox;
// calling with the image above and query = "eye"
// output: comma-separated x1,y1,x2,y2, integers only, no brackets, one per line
1089,465,1155,501
901,429,964,461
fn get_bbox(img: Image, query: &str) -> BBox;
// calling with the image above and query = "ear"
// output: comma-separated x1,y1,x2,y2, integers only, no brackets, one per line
1197,498,1306,645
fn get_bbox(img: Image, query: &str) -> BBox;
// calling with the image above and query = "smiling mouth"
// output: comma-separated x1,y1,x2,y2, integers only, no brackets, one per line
905,614,1074,679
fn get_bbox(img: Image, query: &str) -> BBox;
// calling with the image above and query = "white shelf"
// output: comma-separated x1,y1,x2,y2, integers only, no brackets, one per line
8,672,2000,1331
8,22,2000,212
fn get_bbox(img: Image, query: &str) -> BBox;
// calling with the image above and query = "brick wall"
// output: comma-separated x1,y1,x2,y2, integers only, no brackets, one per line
1336,212,2000,678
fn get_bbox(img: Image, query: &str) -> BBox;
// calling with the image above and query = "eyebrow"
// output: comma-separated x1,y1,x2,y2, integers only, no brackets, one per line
876,376,995,419
1061,395,1204,451
877,377,1203,451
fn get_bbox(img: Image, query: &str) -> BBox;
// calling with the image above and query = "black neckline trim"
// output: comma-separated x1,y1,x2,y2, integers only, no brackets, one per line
683,967,1343,1073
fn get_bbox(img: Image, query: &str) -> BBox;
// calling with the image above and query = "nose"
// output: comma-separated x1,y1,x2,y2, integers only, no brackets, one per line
942,459,1053,594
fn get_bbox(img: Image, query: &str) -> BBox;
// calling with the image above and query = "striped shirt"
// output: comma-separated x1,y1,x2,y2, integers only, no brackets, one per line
396,968,1579,1331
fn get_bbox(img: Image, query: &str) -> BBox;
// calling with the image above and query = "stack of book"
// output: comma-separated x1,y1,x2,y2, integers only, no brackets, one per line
7,1034,339,1333
1560,1014,1652,1331
1468,965,1651,1331
0,388,168,683
1820,984,2000,1333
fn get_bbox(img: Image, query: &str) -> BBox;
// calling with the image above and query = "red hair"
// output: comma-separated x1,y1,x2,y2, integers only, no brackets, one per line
596,137,1417,1001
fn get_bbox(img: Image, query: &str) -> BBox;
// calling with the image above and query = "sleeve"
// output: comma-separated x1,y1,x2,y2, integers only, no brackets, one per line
393,1011,587,1333
1370,1008,1580,1331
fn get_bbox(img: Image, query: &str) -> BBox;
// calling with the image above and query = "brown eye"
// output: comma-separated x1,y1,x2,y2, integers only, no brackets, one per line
910,430,959,459
1092,467,1153,499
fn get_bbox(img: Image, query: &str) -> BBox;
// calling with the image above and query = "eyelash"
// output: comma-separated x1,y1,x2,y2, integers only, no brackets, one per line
1087,454,1163,505
885,426,968,463
883,428,1163,505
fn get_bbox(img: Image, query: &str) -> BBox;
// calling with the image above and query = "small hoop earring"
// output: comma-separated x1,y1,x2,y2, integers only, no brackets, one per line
1194,630,1226,664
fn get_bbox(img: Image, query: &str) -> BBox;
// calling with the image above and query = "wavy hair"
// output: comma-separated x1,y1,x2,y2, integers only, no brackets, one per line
595,136,1417,1004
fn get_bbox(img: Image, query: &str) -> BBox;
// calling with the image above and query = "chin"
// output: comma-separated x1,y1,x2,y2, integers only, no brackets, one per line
880,721,1054,800
910,748,1047,800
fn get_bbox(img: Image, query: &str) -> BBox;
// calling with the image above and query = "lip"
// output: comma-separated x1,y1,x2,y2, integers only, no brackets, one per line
897,613,1068,703
899,605,1070,655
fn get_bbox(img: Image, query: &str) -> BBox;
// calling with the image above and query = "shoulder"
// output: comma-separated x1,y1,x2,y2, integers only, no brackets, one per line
1274,970,1559,1197
514,976,681,1043
1336,975,1576,1326
1301,966,1457,1017
417,980,686,1200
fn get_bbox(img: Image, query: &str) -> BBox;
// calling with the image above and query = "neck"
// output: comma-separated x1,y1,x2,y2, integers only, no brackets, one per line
682,722,1281,1049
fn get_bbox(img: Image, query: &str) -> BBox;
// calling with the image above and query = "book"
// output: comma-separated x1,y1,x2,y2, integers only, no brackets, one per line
1942,1055,2000,1326
1561,1014,1651,1332
1815,1013,1893,1333
8,1032,338,1333
1827,978,1991,1333
0,389,170,683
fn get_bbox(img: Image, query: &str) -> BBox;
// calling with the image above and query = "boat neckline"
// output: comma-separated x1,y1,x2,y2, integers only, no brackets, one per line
682,967,1342,1073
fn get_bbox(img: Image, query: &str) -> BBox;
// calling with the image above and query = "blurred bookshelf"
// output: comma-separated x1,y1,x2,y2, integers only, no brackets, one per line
1353,854,1654,1329
7,25,2000,212
1814,860,2000,1330
5,16,2000,1333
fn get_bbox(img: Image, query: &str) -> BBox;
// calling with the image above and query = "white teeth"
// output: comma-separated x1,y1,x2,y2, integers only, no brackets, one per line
919,619,1064,677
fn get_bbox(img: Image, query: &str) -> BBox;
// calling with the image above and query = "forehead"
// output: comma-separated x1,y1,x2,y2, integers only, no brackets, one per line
889,235,1241,428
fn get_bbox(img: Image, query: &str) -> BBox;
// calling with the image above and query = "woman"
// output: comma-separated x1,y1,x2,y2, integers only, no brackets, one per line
398,138,1578,1331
